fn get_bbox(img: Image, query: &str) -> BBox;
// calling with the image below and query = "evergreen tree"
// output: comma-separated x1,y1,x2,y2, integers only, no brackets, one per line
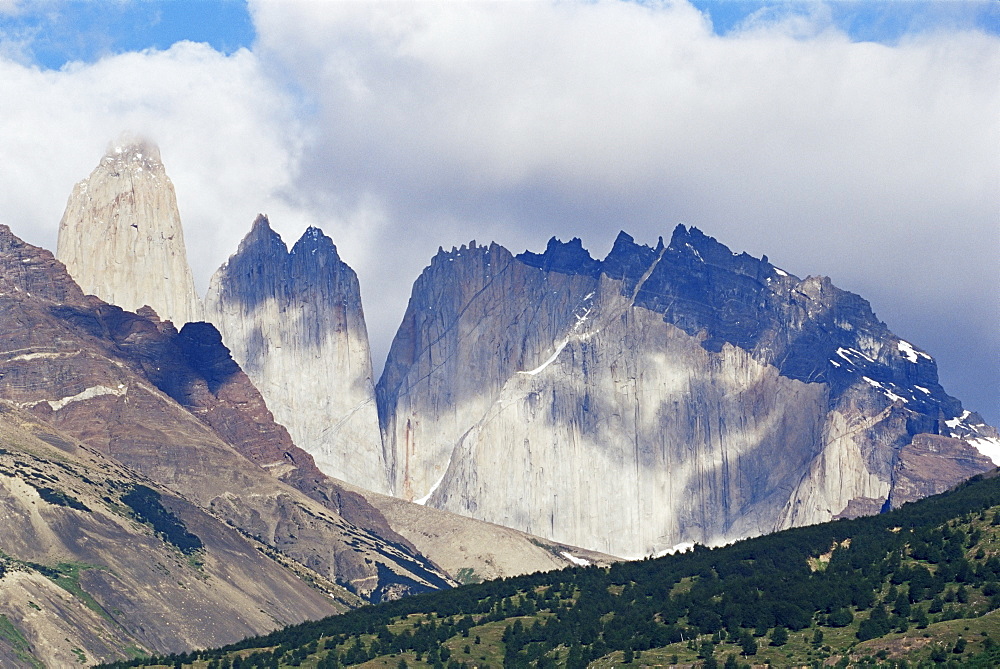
827,608,854,627
738,631,757,656
894,592,911,618
857,605,891,642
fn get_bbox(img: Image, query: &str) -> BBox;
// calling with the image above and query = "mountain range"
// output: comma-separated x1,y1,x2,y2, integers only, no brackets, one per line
0,138,995,665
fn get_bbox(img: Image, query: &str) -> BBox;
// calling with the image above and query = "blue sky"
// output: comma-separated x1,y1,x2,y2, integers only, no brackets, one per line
0,0,255,68
0,0,997,425
692,0,1000,41
4,1,998,70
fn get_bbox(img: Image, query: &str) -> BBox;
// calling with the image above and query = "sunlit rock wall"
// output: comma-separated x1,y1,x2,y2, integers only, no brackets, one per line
56,139,202,326
205,216,388,493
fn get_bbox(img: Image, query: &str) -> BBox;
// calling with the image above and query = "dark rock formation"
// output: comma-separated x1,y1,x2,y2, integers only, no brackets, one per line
376,227,998,557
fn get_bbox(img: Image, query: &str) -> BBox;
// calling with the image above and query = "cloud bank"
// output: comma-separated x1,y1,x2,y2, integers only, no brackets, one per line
0,0,996,422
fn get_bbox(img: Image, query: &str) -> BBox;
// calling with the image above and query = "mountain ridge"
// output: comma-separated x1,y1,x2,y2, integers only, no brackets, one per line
11,136,998,664
376,227,997,557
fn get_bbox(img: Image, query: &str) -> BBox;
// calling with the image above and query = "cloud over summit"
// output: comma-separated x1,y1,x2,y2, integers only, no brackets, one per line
0,1,996,421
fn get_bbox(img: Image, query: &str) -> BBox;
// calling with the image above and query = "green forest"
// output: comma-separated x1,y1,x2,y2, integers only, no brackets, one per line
98,471,1000,668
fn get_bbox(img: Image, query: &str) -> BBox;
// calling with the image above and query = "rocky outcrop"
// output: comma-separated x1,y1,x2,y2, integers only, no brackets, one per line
376,228,998,558
204,216,388,493
56,139,202,326
0,224,450,605
888,433,995,507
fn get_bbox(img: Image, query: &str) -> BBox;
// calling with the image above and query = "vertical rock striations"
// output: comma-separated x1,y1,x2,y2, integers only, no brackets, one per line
56,139,202,326
376,227,998,558
204,215,388,493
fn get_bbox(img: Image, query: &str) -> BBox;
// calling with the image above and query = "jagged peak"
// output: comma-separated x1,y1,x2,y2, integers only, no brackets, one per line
612,229,638,249
668,224,716,255
601,230,658,282
667,223,687,246
427,239,501,268
516,236,601,277
602,230,652,262
250,213,273,233
236,214,288,256
290,225,339,259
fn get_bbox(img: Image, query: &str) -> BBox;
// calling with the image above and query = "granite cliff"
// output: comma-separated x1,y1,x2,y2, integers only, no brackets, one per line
56,140,202,326
43,140,615,583
204,216,388,493
376,228,999,558
39,136,1000,574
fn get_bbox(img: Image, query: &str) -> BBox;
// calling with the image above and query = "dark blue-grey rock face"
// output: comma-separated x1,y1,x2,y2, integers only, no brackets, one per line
377,226,997,558
205,215,389,493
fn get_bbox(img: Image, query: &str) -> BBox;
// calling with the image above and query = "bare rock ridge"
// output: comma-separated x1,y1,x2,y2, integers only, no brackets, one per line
56,142,388,495
376,228,999,558
204,216,388,493
56,139,202,326
40,139,999,565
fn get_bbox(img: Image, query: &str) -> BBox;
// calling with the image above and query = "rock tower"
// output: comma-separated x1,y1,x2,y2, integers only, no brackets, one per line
56,139,202,325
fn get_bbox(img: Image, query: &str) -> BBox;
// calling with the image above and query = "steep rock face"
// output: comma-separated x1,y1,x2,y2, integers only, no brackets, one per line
376,228,998,558
56,140,202,325
0,224,450,603
204,216,388,493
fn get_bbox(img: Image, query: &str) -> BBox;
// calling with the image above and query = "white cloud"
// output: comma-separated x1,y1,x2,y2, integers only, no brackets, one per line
0,1,996,422
246,0,999,420
0,40,303,290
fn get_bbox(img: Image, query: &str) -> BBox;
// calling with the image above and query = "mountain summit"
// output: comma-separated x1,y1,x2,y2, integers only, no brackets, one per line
56,138,202,326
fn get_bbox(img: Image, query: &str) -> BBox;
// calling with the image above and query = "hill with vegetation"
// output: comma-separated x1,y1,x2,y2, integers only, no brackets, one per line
97,470,1000,668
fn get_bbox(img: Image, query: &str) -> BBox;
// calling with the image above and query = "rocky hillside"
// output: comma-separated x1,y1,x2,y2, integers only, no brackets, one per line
204,215,388,494
0,223,452,601
56,139,202,326
0,400,354,668
376,228,999,558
